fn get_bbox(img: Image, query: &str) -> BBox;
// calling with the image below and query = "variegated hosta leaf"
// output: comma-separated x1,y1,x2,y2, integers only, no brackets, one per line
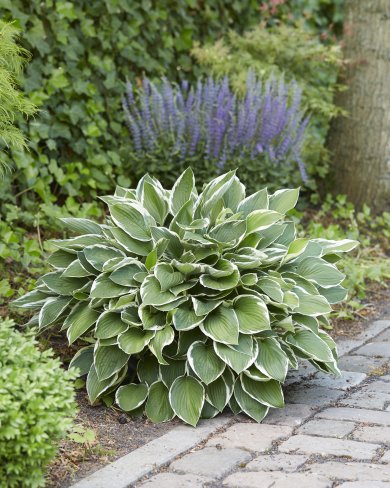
13,169,358,426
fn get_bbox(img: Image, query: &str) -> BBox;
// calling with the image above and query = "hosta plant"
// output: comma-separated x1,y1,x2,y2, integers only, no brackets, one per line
14,169,358,426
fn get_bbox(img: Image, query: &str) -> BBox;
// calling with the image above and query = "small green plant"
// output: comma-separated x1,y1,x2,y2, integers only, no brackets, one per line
14,169,357,426
0,317,77,488
68,425,96,449
0,21,36,175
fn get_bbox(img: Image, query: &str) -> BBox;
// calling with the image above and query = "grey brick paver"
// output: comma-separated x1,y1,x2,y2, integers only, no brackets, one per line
297,418,355,438
279,434,380,460
206,423,292,451
338,355,389,374
341,381,390,410
137,473,212,487
380,450,390,462
170,447,251,478
372,325,390,342
316,407,390,425
337,482,390,488
353,426,390,444
284,384,343,406
245,453,308,472
223,471,332,488
353,342,390,358
307,371,366,390
304,461,390,481
262,403,314,426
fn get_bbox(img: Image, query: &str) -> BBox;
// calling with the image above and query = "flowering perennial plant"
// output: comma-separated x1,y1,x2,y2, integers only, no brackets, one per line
14,170,358,427
123,74,309,186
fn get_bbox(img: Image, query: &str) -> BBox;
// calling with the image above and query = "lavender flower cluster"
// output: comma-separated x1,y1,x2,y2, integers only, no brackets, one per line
123,73,309,181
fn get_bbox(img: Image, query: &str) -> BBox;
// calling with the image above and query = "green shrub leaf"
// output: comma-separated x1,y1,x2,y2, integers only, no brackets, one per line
169,376,204,427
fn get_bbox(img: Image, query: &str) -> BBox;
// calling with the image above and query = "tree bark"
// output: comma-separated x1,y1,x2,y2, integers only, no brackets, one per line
328,0,390,213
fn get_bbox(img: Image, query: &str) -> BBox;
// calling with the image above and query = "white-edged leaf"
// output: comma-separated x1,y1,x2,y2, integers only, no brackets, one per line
233,295,270,334
145,381,175,423
201,306,239,345
169,375,204,427
115,383,148,411
188,341,225,385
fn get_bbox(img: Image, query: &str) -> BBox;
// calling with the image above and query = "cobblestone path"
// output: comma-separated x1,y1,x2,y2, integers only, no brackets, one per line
136,319,390,488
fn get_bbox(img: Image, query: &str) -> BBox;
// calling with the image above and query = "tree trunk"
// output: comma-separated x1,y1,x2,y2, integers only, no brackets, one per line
328,0,390,213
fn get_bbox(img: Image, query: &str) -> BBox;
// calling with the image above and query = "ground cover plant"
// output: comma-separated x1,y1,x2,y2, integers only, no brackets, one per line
14,169,358,426
124,74,309,192
0,317,77,488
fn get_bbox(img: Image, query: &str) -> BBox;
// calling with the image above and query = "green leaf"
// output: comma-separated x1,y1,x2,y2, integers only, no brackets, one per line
313,238,359,255
297,257,345,287
149,325,175,364
110,227,153,256
201,306,239,345
155,263,184,292
47,250,77,269
233,295,270,334
205,376,229,411
146,381,175,423
192,297,222,316
41,272,88,296
118,328,155,354
160,359,186,388
214,337,256,374
237,188,269,216
142,180,168,225
246,210,283,234
256,338,289,383
65,302,99,344
83,245,125,272
110,262,144,286
234,379,269,422
173,303,204,331
69,346,94,376
61,217,103,235
169,375,204,426
94,344,129,380
188,341,225,384
170,167,195,215
200,269,240,291
208,220,246,244
109,202,153,241
115,383,148,411
38,296,73,329
139,306,166,330
286,329,334,362
241,375,284,408
87,365,120,404
62,259,92,278
91,274,131,298
269,188,299,214
294,293,332,316
140,275,178,306
137,355,160,385
282,238,309,264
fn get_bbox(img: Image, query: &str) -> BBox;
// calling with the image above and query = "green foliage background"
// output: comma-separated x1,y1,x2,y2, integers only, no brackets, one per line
0,0,260,206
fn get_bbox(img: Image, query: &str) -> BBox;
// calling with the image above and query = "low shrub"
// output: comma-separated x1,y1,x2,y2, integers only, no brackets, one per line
0,317,77,488
14,170,357,426
192,24,345,184
123,74,309,192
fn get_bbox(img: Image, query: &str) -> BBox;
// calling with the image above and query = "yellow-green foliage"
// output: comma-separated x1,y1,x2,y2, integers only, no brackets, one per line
192,24,345,182
0,21,36,174
0,318,77,487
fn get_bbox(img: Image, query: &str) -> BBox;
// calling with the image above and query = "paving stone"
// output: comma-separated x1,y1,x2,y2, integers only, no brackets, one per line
338,355,389,374
138,473,211,487
279,434,380,460
262,403,315,426
170,447,251,478
284,384,343,406
305,371,366,390
304,461,390,481
380,450,390,462
316,407,390,425
337,340,363,357
353,426,390,444
285,362,317,385
341,381,390,410
297,419,355,438
245,453,308,472
353,342,390,358
206,423,292,452
223,471,332,488
372,323,390,342
337,482,390,488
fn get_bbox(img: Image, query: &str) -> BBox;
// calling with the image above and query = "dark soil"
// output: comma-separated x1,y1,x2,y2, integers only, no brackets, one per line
46,390,180,487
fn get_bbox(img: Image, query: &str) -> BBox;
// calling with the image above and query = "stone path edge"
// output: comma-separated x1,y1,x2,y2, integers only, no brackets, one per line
69,415,233,488
69,316,389,488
